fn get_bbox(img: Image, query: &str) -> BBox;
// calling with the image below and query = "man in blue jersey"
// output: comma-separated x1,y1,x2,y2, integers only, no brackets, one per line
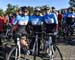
43,6,58,50
29,7,43,55
13,6,29,48
64,7,75,36
66,7,75,25
65,7,75,25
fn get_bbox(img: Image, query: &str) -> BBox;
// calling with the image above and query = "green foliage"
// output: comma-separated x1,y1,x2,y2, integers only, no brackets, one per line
1,4,50,15
0,9,4,16
5,4,19,15
28,6,34,15
69,0,75,7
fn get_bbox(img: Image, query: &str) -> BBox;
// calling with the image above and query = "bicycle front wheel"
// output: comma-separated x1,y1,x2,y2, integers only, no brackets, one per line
54,45,63,60
6,46,20,60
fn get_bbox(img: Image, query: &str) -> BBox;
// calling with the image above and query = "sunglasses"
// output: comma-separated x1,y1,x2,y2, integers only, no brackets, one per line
45,9,50,10
35,11,40,12
23,10,28,13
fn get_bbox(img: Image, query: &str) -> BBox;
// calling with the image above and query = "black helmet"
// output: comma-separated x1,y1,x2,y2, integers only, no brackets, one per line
20,6,29,12
43,5,50,10
51,7,55,9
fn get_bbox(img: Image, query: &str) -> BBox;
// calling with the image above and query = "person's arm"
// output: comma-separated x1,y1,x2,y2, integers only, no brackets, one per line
53,13,58,32
13,16,18,25
63,13,67,22
10,16,19,32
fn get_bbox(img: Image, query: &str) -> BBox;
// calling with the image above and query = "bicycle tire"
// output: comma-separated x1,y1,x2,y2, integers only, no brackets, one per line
32,38,39,60
54,45,63,60
6,46,20,60
32,41,38,60
42,44,63,60
7,46,32,60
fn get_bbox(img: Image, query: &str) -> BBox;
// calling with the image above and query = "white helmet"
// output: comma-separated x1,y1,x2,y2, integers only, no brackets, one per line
35,7,41,11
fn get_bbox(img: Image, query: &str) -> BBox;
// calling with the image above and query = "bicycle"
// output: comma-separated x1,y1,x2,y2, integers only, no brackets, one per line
31,32,42,60
6,33,30,60
0,25,14,60
42,32,63,60
62,23,73,44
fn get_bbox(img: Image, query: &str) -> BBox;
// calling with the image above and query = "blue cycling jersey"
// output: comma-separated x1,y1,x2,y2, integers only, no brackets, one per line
13,15,29,25
64,12,75,21
43,13,58,24
63,12,67,21
29,15,43,25
67,12,75,17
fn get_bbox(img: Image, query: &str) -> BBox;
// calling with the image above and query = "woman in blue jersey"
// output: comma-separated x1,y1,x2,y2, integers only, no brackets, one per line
43,6,58,49
43,6,58,34
29,7,43,55
13,7,29,48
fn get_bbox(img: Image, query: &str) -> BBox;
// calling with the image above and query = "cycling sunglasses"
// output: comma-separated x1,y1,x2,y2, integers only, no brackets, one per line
45,8,50,11
23,10,28,13
35,10,40,12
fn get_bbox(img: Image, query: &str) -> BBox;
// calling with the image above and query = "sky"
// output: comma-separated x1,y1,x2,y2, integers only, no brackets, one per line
0,0,70,10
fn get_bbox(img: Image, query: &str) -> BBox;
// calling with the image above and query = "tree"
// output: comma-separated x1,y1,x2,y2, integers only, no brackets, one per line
5,4,19,15
0,9,4,16
69,0,75,7
13,5,19,12
28,6,34,15
6,4,13,15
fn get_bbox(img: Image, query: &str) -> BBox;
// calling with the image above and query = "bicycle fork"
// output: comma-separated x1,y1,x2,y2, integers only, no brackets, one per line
48,36,54,60
32,35,38,56
15,38,21,60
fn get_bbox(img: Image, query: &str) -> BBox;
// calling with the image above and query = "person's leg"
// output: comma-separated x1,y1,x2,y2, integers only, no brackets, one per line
19,26,29,49
20,36,29,49
52,35,56,51
0,32,2,45
38,33,41,56
0,38,2,45
29,37,35,49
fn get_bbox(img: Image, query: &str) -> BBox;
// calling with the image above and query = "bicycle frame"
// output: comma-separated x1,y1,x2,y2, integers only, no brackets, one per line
15,37,21,60
46,33,54,60
6,34,29,60
32,33,38,56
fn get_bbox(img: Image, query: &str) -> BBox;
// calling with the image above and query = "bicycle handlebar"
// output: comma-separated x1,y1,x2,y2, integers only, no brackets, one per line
46,33,54,36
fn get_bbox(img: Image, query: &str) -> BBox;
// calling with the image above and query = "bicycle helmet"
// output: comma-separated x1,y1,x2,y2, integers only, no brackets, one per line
51,7,55,9
68,7,75,11
20,6,29,12
43,5,50,10
35,7,41,11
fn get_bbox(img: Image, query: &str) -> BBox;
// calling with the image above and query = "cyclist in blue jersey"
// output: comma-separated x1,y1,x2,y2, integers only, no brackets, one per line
65,7,75,25
51,6,58,16
13,6,29,48
43,6,58,47
64,7,75,36
29,7,43,55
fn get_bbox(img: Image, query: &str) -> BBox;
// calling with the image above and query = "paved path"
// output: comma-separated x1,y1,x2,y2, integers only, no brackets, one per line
0,40,75,60
54,43,75,60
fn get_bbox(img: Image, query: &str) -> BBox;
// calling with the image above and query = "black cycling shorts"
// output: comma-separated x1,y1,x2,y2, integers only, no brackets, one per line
45,23,56,33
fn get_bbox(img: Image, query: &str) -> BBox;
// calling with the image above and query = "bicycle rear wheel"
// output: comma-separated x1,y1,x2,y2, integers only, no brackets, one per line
53,45,63,60
42,45,63,60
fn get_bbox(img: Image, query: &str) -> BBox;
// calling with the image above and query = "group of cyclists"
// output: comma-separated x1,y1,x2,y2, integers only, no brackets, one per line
0,5,75,56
